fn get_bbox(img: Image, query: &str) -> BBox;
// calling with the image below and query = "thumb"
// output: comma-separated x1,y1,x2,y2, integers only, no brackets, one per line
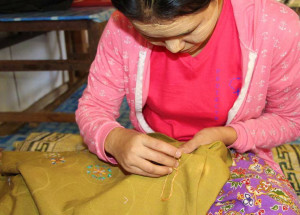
179,139,199,154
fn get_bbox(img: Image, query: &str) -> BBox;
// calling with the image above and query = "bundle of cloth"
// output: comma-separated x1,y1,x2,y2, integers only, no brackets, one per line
0,133,232,215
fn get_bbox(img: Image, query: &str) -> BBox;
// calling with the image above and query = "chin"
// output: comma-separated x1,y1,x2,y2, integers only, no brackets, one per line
181,48,194,54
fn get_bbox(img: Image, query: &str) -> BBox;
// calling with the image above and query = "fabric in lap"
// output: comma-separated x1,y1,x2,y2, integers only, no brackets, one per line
0,133,232,215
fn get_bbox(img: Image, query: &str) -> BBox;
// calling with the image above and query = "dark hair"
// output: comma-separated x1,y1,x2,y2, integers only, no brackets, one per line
111,0,212,22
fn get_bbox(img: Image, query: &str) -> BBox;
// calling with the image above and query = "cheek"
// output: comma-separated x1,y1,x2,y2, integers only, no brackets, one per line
183,32,208,44
184,23,216,44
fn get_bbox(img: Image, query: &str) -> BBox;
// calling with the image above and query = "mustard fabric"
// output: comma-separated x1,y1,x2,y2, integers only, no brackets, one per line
0,133,232,215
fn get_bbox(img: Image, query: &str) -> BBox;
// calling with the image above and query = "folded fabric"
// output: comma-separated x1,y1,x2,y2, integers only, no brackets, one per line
0,133,232,215
13,132,87,152
9,131,300,200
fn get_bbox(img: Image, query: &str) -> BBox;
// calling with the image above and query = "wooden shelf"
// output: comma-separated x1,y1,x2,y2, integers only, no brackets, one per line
0,18,107,135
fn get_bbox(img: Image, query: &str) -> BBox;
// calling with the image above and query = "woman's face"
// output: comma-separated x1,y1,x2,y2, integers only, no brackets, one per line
132,0,222,56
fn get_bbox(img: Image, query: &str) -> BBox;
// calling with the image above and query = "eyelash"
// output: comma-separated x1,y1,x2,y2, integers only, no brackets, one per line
143,30,196,43
143,35,164,42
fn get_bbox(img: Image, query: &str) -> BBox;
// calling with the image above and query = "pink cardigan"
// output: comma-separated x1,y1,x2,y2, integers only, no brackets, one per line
76,0,300,173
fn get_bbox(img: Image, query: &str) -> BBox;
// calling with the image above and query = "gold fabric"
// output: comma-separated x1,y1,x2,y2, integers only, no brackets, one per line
0,133,232,215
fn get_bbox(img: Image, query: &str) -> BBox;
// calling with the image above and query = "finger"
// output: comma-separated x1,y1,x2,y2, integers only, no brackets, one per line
134,157,173,176
179,139,199,154
141,147,179,168
143,136,182,159
129,166,165,178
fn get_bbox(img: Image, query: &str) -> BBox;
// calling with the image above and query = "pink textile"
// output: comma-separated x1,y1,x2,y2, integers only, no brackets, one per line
143,0,242,141
75,0,300,173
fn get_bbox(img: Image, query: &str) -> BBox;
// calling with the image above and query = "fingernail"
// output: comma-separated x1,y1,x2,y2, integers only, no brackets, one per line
175,150,182,158
174,161,179,168
169,168,173,173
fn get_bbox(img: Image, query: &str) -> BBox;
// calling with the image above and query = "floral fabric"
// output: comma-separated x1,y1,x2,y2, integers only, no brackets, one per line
208,150,300,214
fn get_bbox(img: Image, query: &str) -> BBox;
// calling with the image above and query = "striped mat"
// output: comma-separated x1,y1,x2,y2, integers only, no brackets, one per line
272,144,300,199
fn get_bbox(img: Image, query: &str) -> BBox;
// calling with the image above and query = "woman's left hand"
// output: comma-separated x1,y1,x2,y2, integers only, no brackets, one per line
179,126,238,154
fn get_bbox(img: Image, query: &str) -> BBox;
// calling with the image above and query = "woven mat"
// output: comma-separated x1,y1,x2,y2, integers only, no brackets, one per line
13,132,87,152
272,144,300,198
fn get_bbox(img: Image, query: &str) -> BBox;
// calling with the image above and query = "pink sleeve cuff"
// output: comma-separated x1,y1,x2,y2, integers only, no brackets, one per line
226,123,252,153
95,121,124,164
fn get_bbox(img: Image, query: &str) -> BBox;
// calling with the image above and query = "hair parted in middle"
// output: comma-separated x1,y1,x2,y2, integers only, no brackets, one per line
111,0,212,23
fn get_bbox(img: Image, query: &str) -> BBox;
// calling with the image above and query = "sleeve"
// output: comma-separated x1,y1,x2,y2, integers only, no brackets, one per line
228,12,300,153
75,12,126,164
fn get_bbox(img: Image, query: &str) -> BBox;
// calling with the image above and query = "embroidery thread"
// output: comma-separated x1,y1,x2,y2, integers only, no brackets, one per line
87,164,112,180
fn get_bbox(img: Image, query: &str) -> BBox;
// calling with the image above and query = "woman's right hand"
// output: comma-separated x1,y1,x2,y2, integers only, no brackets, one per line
104,128,181,177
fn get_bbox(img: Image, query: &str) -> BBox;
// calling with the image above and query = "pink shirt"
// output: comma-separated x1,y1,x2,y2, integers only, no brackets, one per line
143,0,242,141
76,0,300,174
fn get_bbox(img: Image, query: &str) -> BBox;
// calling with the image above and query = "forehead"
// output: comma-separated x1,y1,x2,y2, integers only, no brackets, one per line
131,12,203,38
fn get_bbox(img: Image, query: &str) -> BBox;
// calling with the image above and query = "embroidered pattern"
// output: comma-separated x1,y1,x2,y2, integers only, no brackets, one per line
48,153,65,165
214,69,221,121
87,164,112,180
229,77,241,95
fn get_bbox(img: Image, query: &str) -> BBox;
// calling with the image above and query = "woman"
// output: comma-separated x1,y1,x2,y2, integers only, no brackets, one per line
76,0,300,213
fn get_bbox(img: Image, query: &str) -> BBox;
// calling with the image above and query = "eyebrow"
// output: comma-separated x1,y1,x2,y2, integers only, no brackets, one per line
140,25,198,40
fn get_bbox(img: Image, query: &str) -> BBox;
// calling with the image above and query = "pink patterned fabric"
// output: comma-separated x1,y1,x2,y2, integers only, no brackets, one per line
75,0,300,173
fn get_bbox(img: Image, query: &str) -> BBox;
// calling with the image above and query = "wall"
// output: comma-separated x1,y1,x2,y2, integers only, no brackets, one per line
0,31,68,112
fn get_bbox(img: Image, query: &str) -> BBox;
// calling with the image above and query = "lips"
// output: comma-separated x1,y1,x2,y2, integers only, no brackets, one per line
181,46,200,54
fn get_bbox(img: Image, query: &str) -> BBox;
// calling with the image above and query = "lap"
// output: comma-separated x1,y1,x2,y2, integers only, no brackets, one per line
208,151,300,214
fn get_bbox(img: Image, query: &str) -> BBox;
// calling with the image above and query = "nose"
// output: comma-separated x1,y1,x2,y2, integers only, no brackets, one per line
165,39,184,53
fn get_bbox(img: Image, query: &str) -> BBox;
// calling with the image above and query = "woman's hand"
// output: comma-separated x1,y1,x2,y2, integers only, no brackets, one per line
104,128,182,177
179,126,237,154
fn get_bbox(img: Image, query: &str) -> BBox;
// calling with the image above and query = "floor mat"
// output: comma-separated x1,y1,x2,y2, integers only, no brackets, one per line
272,143,300,198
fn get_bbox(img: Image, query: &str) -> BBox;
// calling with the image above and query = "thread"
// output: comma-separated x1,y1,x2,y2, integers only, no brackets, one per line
160,158,181,201
160,153,193,201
